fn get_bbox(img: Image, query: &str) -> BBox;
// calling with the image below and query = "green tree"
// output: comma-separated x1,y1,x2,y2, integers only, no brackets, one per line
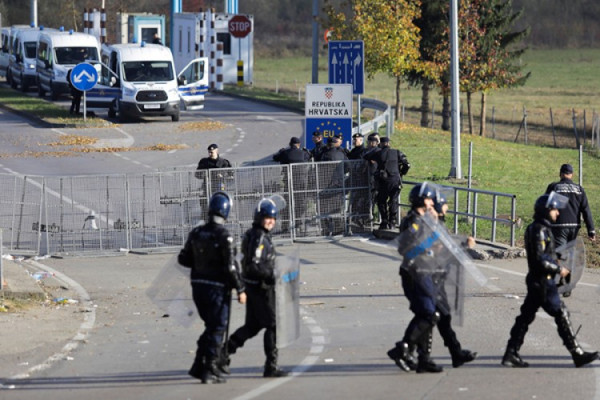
323,0,423,121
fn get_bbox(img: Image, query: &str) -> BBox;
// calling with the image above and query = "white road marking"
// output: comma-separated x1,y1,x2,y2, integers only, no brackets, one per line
9,260,95,381
231,307,327,400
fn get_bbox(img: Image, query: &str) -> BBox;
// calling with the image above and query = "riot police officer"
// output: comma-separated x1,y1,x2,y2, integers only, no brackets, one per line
502,192,598,368
348,132,366,160
196,144,232,172
387,183,443,373
432,190,477,368
178,192,247,384
226,198,289,378
272,137,311,164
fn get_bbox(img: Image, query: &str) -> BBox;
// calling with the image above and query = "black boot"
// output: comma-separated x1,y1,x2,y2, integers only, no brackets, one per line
200,357,226,384
264,361,288,378
218,347,231,375
555,304,599,368
501,347,529,368
571,347,599,368
450,349,477,368
386,341,412,372
416,331,443,373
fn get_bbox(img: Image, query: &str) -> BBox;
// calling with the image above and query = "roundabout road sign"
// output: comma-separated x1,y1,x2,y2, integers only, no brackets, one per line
70,63,98,92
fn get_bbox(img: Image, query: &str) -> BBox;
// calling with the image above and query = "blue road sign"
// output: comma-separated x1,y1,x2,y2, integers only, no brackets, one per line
328,40,364,95
305,118,353,150
70,63,98,92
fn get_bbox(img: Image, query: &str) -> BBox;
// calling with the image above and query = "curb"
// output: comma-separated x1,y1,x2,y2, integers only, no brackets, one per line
372,227,524,260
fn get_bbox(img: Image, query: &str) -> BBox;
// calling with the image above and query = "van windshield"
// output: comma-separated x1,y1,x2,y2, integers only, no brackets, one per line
55,47,99,64
24,42,37,58
122,61,174,82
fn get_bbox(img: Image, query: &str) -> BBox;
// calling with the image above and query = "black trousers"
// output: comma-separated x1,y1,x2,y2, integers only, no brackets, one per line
229,283,278,363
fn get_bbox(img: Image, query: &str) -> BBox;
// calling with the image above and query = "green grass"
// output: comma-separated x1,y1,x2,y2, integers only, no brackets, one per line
247,49,600,266
0,86,109,127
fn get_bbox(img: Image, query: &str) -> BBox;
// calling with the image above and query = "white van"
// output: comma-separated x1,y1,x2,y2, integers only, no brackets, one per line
36,30,100,100
0,25,30,81
92,42,208,122
9,27,56,91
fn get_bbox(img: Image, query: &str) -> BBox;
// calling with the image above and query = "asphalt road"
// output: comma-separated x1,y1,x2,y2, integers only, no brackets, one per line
2,239,600,400
1,91,600,399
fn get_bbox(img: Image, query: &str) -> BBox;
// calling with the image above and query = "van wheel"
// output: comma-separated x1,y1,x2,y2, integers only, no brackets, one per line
50,89,58,101
108,99,117,118
171,113,180,122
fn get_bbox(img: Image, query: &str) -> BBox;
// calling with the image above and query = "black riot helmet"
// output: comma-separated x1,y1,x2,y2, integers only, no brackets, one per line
534,191,568,220
409,182,436,208
433,191,448,214
208,191,232,219
254,198,278,223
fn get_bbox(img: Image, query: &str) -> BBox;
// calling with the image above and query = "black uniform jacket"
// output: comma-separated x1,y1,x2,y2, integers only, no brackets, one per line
197,156,232,170
178,221,245,293
241,225,276,285
545,178,595,234
524,218,561,284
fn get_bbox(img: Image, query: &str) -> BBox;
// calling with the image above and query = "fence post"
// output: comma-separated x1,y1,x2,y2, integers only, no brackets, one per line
523,106,528,145
492,106,496,139
550,107,557,147
572,108,581,148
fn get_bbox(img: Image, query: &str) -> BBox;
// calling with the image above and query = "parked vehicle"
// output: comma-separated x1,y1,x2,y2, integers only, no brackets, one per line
0,25,30,82
93,42,208,122
9,26,56,91
36,30,100,100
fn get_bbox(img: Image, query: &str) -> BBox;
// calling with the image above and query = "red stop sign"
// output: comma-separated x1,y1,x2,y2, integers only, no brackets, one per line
228,15,252,38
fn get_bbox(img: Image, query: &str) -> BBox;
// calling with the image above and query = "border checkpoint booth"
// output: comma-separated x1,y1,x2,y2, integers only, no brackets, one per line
171,10,254,89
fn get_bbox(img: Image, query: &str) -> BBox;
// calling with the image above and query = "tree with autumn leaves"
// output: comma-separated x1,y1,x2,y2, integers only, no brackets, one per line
322,0,529,136
322,0,426,121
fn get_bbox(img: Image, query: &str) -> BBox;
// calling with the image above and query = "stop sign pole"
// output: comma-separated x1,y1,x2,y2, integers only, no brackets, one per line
228,15,252,86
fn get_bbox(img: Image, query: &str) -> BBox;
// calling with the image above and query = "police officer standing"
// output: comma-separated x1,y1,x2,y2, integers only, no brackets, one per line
545,163,596,247
501,192,598,368
178,192,247,384
310,131,326,162
196,144,232,173
226,198,289,378
348,132,366,160
272,137,311,164
364,136,410,229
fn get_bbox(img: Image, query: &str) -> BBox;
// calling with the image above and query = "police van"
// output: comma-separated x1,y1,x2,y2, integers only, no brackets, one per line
9,26,55,91
0,25,30,82
92,42,208,122
36,30,100,100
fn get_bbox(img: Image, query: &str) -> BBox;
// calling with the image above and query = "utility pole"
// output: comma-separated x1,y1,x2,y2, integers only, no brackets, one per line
449,0,462,178
311,0,319,84
30,0,38,27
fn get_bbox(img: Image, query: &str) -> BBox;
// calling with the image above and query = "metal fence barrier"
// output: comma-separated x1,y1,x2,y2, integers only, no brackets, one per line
0,162,517,256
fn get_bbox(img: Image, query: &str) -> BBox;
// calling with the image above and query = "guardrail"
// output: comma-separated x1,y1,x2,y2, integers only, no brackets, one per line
355,97,394,137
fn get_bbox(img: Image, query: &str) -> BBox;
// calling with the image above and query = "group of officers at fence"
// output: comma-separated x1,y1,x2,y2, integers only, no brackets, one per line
181,132,597,383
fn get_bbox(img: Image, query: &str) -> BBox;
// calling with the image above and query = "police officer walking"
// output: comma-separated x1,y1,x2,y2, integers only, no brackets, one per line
387,183,443,373
364,136,410,230
226,198,289,378
178,192,247,384
545,163,596,247
501,192,598,368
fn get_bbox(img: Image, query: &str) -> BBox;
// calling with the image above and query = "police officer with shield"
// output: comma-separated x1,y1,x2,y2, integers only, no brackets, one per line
387,183,443,373
502,192,598,368
178,192,247,384
226,198,289,377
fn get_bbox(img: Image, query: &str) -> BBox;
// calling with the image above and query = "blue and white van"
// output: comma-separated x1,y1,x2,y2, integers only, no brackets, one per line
0,25,30,82
36,30,100,100
9,26,56,91
92,42,208,122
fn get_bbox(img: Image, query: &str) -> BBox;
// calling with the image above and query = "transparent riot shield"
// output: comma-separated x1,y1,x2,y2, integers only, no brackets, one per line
146,255,197,328
556,237,586,294
396,212,487,326
275,248,301,348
